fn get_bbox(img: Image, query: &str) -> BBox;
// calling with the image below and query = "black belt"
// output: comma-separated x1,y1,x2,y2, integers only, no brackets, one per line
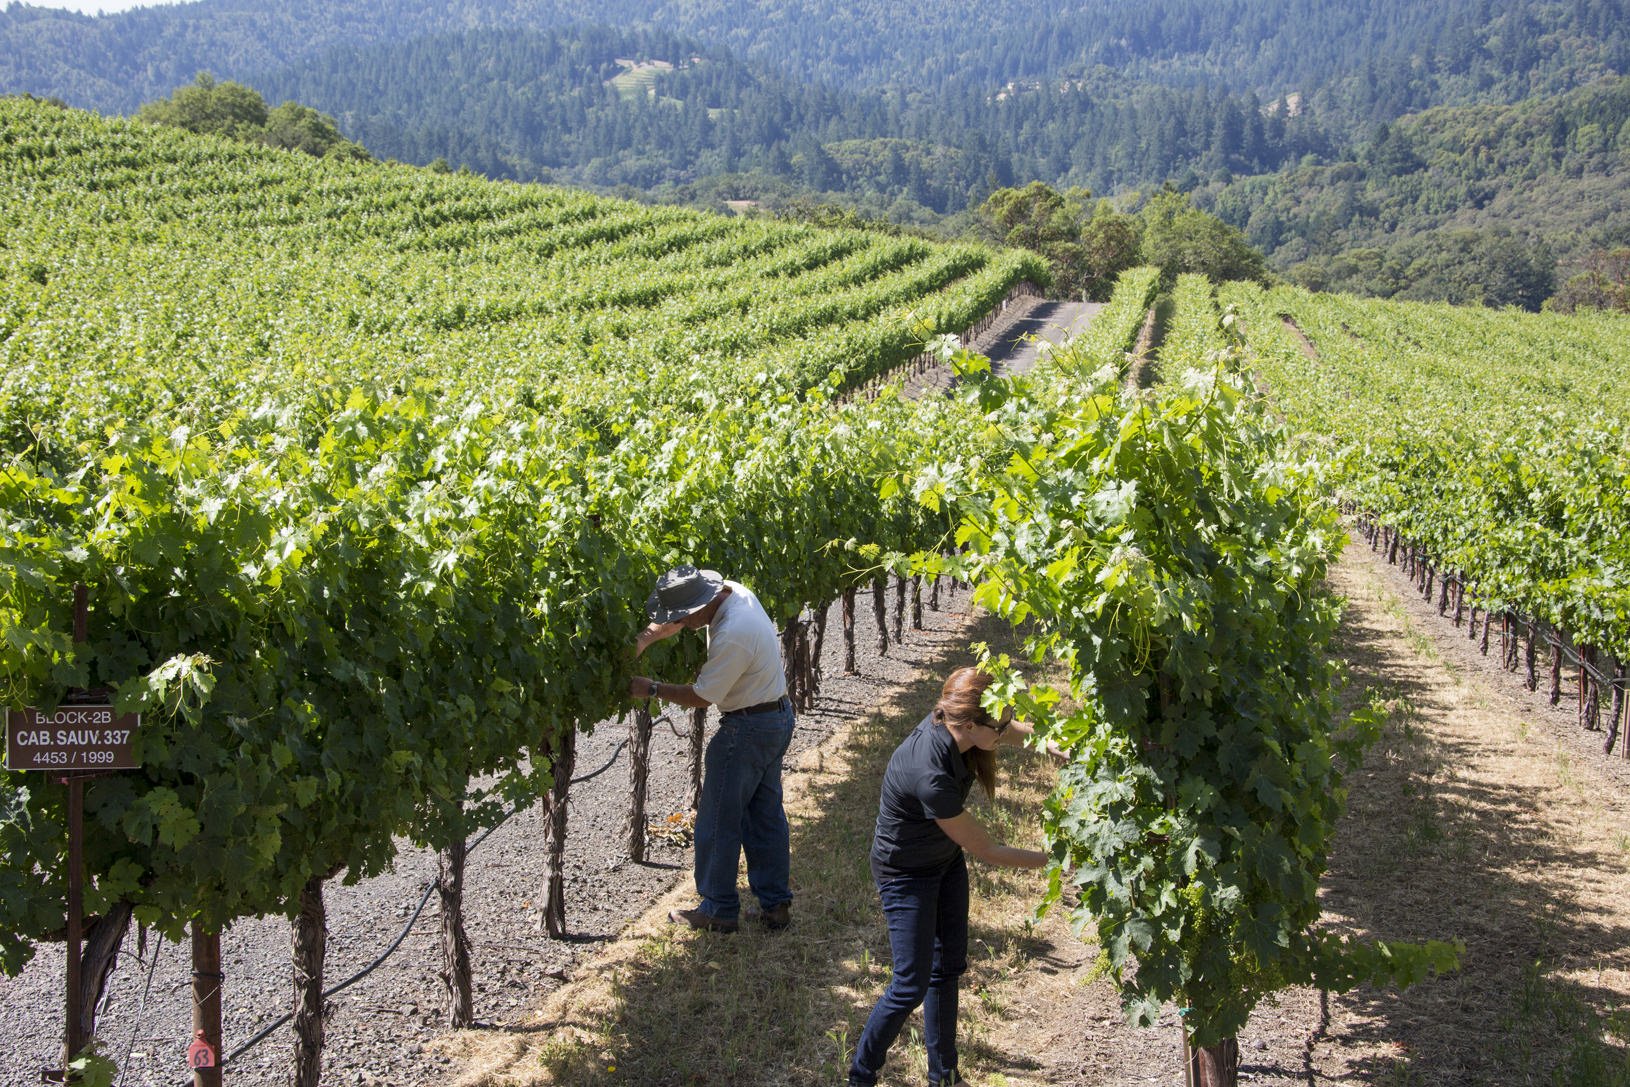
726,696,790,716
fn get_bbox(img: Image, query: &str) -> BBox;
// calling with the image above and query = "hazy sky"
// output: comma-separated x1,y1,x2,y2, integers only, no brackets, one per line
28,0,199,13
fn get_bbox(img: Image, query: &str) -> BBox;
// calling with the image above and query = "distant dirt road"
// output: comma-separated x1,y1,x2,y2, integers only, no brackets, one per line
905,298,1104,397
986,300,1103,377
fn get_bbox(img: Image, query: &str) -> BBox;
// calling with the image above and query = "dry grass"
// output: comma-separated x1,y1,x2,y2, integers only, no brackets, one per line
1301,540,1630,1085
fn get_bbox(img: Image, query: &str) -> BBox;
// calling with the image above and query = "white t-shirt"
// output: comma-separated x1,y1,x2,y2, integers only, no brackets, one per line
693,580,786,712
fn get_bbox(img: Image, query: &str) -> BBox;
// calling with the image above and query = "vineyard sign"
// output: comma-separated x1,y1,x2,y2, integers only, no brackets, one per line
6,705,140,771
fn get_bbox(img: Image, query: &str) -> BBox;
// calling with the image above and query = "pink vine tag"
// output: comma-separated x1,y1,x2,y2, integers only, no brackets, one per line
187,1030,218,1069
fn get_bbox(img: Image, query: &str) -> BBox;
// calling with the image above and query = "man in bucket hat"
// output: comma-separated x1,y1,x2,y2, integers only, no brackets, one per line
629,565,794,933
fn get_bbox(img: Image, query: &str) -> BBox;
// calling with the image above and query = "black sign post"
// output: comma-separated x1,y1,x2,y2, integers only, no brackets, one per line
63,762,83,1083
3,586,141,1084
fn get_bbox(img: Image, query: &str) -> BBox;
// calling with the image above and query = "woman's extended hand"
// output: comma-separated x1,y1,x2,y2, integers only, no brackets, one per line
934,812,1047,869
999,719,1068,763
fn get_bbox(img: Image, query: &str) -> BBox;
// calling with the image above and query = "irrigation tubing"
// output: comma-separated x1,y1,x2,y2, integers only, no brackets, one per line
115,935,167,1087
170,737,631,1084
1431,567,1628,692
152,587,903,1080
1380,539,1629,694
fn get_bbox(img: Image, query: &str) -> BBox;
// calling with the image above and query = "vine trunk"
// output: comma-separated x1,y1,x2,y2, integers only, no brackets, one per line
438,833,473,1028
291,878,325,1087
541,729,576,938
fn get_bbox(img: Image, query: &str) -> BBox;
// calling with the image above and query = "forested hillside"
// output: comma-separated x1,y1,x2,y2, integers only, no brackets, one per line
244,25,1323,211
1201,77,1630,305
3,0,1626,308
3,0,1625,124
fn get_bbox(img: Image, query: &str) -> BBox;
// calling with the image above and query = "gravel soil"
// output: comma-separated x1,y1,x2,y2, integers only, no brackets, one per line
0,577,992,1087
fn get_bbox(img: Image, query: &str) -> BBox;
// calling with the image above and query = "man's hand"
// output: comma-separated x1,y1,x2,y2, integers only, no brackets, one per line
625,675,711,709
634,621,683,657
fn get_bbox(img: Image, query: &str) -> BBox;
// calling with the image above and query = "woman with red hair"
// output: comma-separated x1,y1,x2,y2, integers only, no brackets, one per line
848,666,1055,1087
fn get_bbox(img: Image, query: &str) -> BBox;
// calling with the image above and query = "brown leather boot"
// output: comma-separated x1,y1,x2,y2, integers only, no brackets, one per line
669,907,737,933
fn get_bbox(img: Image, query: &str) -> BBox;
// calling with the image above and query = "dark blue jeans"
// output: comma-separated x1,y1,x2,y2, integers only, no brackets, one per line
692,698,795,922
849,852,969,1087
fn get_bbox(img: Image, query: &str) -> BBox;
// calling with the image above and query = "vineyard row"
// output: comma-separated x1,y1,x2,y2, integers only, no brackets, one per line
1356,518,1630,755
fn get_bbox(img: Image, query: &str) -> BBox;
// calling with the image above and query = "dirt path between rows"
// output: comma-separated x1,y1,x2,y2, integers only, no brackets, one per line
989,534,1630,1086
1299,534,1630,1084
903,299,1103,398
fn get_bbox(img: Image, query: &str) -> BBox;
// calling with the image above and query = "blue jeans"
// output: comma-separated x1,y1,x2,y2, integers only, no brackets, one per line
849,853,969,1087
693,699,795,921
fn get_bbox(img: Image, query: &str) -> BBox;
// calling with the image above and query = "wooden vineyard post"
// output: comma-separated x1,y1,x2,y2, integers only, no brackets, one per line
780,621,802,711
841,588,857,675
911,576,924,630
59,586,91,1079
809,609,827,701
687,707,707,811
1453,578,1465,628
62,769,84,1076
1525,626,1538,691
893,577,906,644
1551,630,1565,705
1620,666,1629,760
1606,664,1627,757
1579,651,1588,727
438,822,473,1028
191,925,223,1087
540,728,576,938
872,577,889,655
290,878,325,1087
1581,647,1601,731
1184,1035,1239,1087
626,705,655,863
